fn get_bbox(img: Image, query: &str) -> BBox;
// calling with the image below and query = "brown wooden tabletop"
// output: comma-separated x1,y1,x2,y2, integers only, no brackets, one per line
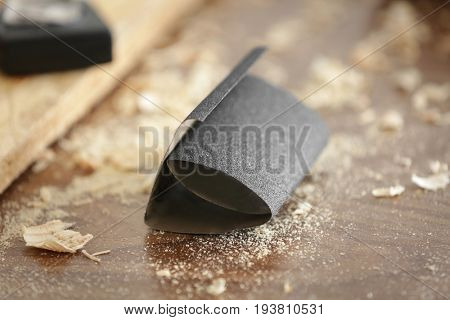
1,0,449,299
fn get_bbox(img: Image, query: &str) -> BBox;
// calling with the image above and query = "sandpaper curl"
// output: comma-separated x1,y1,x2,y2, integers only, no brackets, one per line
145,47,329,234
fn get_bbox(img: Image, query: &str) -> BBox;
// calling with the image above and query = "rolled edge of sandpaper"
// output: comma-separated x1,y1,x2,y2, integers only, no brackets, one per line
145,47,329,234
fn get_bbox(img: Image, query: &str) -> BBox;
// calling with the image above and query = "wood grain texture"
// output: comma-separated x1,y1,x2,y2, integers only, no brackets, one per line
0,0,449,300
0,0,202,194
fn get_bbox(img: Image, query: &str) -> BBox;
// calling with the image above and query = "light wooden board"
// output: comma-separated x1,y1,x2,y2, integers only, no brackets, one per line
0,0,201,194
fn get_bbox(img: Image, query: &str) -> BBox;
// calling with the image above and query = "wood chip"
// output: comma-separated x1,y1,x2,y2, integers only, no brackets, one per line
22,220,93,253
411,173,449,191
372,185,405,198
82,250,101,263
206,278,226,296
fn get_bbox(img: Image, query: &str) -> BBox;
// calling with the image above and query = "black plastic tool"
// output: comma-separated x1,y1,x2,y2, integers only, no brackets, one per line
0,1,112,75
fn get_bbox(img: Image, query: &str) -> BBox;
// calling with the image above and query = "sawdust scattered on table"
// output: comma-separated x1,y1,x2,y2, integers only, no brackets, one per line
0,168,153,254
145,194,332,297
1,0,448,299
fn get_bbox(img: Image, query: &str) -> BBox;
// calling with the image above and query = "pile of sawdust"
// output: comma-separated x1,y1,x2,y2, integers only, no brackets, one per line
146,198,331,297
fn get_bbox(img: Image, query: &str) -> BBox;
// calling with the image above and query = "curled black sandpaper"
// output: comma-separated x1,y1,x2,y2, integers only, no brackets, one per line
145,47,329,234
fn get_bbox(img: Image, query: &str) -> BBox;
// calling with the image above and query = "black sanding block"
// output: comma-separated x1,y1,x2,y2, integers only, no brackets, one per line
0,2,112,75
145,47,330,234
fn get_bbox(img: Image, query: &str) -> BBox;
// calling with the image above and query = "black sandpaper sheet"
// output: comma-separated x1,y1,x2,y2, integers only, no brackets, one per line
145,47,329,234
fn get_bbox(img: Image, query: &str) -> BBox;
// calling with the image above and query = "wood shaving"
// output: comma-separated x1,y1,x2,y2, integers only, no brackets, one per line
412,82,450,110
82,250,101,263
206,278,226,296
371,185,405,198
283,281,293,293
92,249,111,256
359,109,376,125
22,220,93,253
379,110,403,131
394,155,412,168
39,187,52,203
411,173,449,191
393,68,421,93
32,148,56,173
265,20,301,52
429,161,448,174
417,109,450,126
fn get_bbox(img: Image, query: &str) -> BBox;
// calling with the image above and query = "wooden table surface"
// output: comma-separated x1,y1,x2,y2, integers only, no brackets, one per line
1,0,449,299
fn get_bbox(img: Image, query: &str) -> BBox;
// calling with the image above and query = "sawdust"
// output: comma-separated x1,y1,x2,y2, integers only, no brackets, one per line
145,195,332,297
156,269,172,278
206,278,226,296
301,56,370,110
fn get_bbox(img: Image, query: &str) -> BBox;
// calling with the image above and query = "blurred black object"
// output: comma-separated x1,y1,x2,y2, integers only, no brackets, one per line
0,1,112,75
